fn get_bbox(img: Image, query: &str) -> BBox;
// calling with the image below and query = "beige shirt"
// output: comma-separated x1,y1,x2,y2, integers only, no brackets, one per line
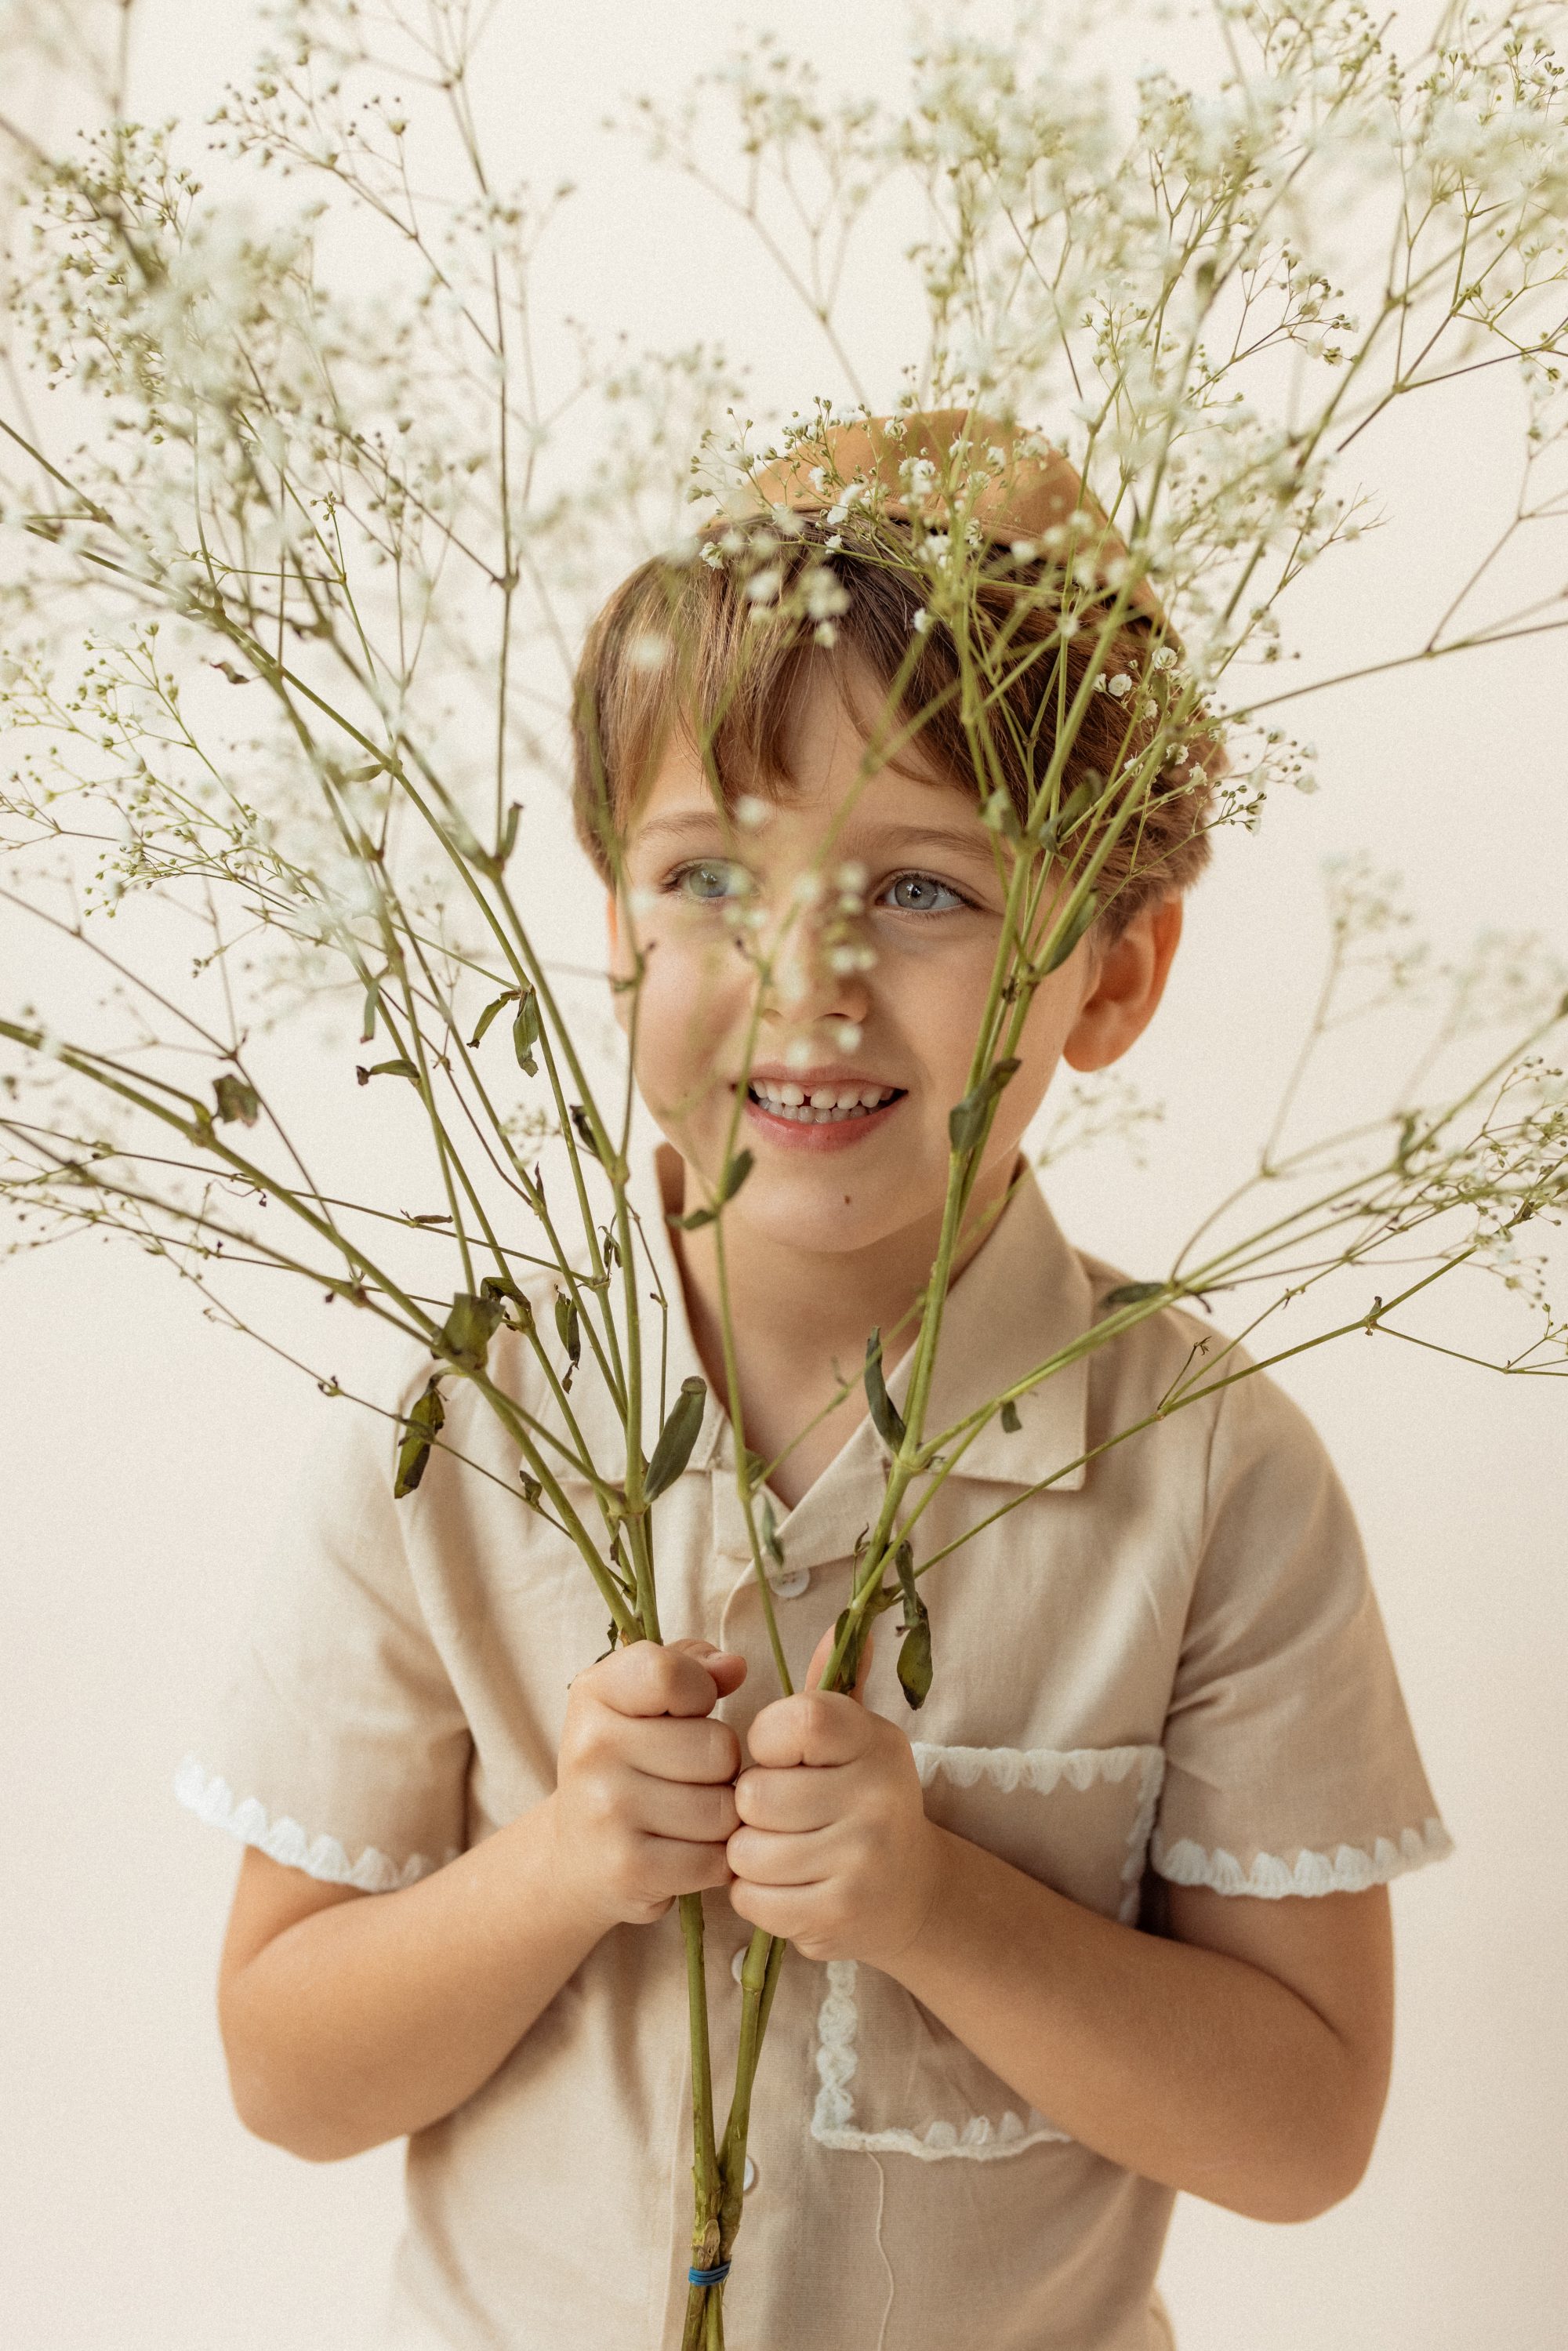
178,1161,1449,2351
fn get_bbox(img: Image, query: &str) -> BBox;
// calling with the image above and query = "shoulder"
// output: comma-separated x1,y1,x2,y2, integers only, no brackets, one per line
1072,1241,1340,1513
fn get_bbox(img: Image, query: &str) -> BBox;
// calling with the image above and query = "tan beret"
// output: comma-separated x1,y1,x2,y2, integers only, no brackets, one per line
740,407,1165,627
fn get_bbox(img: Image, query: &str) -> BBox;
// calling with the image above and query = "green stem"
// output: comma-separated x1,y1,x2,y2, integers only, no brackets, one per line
679,1892,723,2291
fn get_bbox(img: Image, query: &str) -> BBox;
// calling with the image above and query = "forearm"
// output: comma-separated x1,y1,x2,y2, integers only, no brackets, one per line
888,1829,1378,2222
222,1795,604,2161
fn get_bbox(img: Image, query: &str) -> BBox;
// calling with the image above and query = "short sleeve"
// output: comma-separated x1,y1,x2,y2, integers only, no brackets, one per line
174,1379,472,1892
1151,1366,1451,1898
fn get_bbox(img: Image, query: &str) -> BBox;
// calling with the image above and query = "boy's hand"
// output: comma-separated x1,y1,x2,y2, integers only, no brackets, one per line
549,1639,746,1932
727,1629,942,1967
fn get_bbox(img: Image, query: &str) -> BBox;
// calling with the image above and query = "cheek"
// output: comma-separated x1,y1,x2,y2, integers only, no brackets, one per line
875,935,999,1069
632,925,754,1087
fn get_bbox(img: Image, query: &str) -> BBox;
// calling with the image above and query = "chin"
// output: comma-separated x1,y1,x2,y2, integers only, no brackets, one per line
742,1166,920,1256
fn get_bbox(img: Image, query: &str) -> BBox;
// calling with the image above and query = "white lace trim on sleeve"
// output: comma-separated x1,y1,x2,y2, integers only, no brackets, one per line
173,1755,452,1892
1152,1815,1453,1898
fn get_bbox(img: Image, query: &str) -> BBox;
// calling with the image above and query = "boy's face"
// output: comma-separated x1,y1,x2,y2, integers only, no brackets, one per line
607,662,1174,1264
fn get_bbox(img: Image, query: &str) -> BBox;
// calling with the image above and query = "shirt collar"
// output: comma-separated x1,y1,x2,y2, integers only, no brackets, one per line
522,1142,1092,1515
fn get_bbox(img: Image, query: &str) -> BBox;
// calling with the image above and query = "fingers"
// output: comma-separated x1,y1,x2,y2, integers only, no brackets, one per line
619,1833,735,1912
616,1712,742,1787
726,1820,842,1887
728,1875,841,1947
584,1638,746,1721
635,1772,740,1847
745,1689,876,1771
667,1638,749,1701
733,1758,851,1832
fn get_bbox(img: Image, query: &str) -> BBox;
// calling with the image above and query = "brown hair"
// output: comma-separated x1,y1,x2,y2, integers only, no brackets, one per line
571,514,1221,934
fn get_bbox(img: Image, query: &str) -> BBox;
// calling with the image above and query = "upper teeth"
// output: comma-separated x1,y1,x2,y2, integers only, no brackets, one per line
749,1078,898,1122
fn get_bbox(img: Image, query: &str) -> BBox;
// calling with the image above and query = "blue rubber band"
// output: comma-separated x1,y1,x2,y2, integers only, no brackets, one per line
688,2262,731,2288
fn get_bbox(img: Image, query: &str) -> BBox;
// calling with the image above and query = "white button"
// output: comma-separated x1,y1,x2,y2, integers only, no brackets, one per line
768,1563,811,1600
731,1946,747,1985
742,2156,758,2193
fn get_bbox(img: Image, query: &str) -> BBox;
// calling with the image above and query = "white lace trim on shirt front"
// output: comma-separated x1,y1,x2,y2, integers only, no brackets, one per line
1152,1815,1454,1898
173,1755,450,1892
813,1741,1166,2158
913,1740,1167,1926
811,1959,1073,2161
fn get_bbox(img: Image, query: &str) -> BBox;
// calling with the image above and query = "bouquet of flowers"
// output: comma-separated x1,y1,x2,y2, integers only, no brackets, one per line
2,4,1564,2339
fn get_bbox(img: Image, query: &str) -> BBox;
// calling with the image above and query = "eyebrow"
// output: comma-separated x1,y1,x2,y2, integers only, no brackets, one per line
634,811,996,862
635,811,732,844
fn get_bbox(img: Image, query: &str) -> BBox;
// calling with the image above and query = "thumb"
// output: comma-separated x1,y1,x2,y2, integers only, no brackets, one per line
806,1620,874,1700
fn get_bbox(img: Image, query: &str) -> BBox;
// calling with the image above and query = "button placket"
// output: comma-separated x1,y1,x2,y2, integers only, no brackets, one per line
710,1468,811,1599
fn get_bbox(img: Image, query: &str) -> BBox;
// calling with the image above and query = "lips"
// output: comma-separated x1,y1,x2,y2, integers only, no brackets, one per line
746,1076,902,1124
738,1071,907,1152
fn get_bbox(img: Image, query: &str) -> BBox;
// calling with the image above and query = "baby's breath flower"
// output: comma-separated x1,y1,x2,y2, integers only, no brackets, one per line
803,568,849,621
734,794,770,829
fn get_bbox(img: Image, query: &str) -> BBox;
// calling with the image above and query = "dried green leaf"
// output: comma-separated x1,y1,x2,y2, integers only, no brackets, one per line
1000,1397,1022,1434
669,1148,755,1230
568,1101,600,1159
947,1057,1021,1155
896,1612,933,1709
394,1377,445,1498
831,1570,898,1690
1101,1280,1167,1310
892,1540,932,1708
1042,895,1098,974
438,1289,504,1370
468,986,521,1048
212,1074,260,1126
554,1292,581,1386
481,1272,534,1333
356,1058,419,1086
644,1375,707,1500
513,989,542,1076
760,1496,784,1569
863,1327,907,1453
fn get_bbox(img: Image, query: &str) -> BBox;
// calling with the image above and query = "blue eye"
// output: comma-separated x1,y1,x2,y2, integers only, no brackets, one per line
882,872,967,913
672,859,749,903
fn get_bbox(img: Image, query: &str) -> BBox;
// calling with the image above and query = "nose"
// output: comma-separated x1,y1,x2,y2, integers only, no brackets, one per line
757,888,873,1054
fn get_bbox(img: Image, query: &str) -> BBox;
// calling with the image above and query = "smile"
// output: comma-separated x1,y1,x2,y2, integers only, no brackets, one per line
746,1078,904,1125
737,1072,908,1152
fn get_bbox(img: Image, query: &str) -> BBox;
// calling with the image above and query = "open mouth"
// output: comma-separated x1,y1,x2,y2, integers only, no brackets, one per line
745,1078,906,1127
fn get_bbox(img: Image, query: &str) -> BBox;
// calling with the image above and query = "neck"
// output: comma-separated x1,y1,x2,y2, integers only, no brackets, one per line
660,1145,1018,1501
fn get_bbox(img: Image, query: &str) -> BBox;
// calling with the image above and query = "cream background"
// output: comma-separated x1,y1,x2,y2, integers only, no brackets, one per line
2,2,1565,2345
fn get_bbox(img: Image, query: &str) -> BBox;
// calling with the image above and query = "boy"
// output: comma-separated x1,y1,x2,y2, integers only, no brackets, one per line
182,412,1447,2349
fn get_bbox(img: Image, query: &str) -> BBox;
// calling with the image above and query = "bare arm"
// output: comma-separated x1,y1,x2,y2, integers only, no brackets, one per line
728,1647,1394,2225
885,1839,1392,2222
217,1639,746,2162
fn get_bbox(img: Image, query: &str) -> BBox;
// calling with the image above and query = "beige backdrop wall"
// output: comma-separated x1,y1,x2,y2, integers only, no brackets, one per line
2,4,1565,2347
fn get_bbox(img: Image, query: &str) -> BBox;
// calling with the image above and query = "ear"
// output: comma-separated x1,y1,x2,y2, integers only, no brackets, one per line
1062,894,1183,1073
